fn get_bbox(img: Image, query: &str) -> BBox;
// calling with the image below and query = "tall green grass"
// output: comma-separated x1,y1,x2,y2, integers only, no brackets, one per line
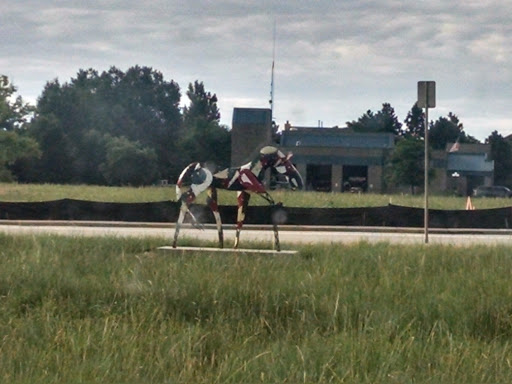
1,182,510,209
1,234,512,383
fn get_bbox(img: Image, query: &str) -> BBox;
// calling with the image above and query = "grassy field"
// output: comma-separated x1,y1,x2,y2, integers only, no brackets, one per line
1,233,512,383
1,182,511,210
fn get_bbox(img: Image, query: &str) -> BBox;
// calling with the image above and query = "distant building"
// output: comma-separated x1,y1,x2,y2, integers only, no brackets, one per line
280,126,394,193
231,108,272,166
431,143,494,196
230,108,494,195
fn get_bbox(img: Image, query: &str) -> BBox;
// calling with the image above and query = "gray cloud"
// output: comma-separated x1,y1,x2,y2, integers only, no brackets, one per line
2,0,511,139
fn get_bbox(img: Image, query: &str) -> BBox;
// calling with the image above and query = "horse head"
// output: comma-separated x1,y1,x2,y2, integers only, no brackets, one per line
259,146,304,190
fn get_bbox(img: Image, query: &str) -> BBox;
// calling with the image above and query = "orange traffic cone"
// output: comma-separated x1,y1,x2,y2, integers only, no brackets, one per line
466,196,475,210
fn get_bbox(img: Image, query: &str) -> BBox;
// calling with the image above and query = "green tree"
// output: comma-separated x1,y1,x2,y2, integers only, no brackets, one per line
73,130,108,185
110,66,183,180
346,109,378,132
486,131,512,187
378,103,403,136
183,81,220,124
403,103,425,138
387,137,427,194
0,75,35,131
0,130,40,181
0,76,40,181
181,81,230,168
100,136,158,186
428,113,479,150
346,103,402,136
26,66,183,184
26,113,75,183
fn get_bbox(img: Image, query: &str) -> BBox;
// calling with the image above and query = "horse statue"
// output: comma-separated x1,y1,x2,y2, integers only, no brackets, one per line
172,146,303,251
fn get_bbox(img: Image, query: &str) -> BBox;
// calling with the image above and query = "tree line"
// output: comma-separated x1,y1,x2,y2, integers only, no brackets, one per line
1,67,230,186
2,67,512,190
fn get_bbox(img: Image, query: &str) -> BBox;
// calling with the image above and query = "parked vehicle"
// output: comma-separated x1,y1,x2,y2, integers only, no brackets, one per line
473,185,512,198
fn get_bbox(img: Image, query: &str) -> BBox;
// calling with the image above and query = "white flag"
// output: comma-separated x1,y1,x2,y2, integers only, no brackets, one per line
449,141,460,152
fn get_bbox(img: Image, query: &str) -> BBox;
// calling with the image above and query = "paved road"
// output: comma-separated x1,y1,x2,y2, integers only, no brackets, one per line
1,221,512,246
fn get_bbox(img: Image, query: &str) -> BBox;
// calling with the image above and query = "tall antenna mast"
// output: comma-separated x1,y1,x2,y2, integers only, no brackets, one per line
270,19,276,120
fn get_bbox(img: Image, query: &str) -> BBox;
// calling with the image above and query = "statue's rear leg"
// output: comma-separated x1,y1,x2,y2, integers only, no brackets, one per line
172,189,197,248
172,202,188,248
234,191,250,249
261,192,281,252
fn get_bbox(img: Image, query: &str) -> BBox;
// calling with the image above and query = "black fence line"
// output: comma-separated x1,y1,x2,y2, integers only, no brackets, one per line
1,199,512,229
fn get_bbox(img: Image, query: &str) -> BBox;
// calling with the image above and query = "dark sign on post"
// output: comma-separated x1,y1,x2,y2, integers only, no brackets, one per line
417,81,436,108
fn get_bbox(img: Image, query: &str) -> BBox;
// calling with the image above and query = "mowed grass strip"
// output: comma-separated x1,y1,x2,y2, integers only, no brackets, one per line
1,182,511,209
1,234,512,383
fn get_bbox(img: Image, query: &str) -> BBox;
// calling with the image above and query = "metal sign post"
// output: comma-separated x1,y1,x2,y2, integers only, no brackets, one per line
417,81,436,244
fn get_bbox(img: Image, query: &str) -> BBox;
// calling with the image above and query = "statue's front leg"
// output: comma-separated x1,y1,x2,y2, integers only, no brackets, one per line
270,203,281,252
234,191,250,249
207,187,223,248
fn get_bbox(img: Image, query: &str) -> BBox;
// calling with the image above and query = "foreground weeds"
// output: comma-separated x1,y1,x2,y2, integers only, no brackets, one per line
1,234,512,383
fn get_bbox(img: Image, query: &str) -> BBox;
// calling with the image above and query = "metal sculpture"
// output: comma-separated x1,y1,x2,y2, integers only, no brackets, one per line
172,146,303,251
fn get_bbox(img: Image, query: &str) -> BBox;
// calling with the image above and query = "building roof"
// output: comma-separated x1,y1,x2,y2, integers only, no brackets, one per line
447,153,494,172
232,108,271,125
281,128,394,149
446,142,491,154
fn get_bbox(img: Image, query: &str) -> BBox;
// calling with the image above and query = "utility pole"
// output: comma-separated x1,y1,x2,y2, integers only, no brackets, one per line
417,81,436,244
269,20,276,119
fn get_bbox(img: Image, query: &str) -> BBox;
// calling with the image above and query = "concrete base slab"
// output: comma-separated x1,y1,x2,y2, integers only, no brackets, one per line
158,246,297,255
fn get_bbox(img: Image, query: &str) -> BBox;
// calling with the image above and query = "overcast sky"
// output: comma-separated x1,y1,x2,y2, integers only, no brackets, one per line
2,1,511,140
